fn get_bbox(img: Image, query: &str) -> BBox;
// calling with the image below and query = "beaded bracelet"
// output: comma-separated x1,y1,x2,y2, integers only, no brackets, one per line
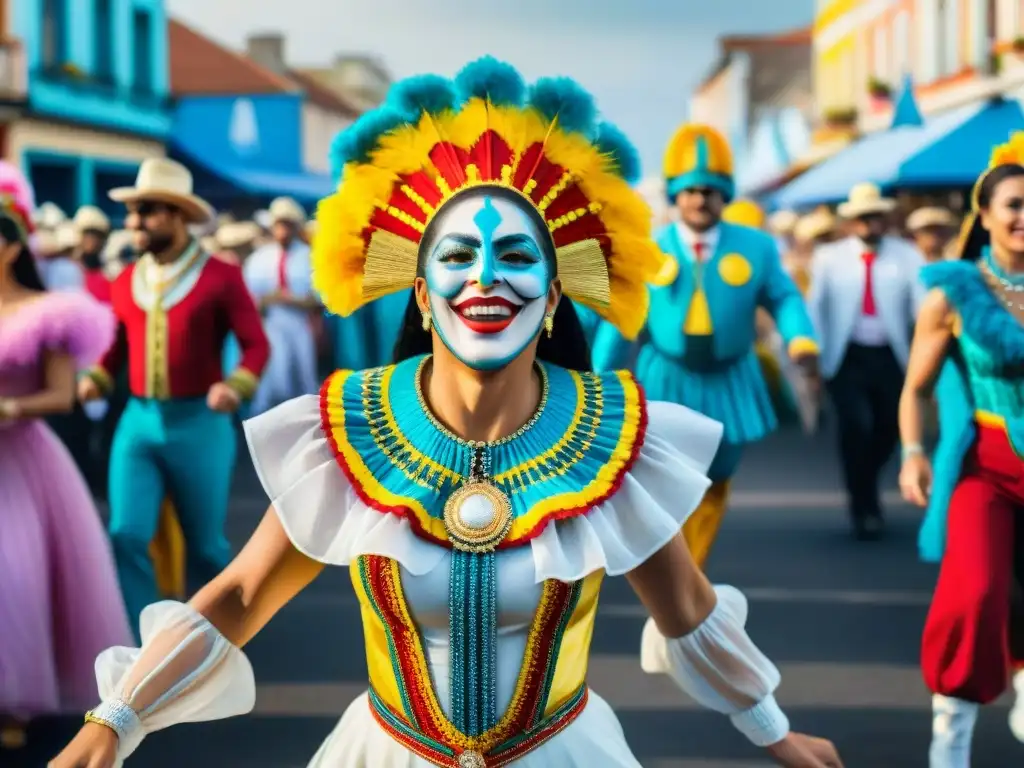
85,698,144,754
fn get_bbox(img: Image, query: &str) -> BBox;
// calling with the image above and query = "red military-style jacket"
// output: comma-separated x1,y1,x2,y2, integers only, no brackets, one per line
92,247,269,400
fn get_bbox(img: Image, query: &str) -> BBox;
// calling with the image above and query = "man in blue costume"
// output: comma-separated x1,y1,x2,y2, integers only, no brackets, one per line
592,123,819,568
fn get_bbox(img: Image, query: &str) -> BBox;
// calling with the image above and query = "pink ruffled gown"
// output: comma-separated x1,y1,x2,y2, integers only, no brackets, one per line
0,291,132,716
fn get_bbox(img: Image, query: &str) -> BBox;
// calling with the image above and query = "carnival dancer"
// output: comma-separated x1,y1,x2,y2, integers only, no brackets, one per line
808,183,923,539
591,123,819,568
51,58,842,768
74,206,113,303
244,196,322,415
77,158,270,631
0,177,131,750
898,137,1024,767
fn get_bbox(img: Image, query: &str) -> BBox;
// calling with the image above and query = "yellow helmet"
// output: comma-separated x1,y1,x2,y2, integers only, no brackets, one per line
663,123,734,202
722,199,765,229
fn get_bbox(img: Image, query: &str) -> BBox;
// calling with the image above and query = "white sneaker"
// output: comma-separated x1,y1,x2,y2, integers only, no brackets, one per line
929,694,978,768
1010,670,1024,743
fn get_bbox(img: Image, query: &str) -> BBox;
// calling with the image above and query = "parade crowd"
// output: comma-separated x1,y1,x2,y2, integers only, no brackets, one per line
0,67,1021,767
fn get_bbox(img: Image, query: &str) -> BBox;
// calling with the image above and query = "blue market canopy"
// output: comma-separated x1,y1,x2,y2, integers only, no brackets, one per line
172,144,334,207
773,98,1024,209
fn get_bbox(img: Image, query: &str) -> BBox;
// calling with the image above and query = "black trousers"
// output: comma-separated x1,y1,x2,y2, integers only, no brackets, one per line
825,343,903,521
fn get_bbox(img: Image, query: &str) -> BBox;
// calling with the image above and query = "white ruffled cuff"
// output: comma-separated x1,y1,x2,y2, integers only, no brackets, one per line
640,585,789,747
93,601,256,761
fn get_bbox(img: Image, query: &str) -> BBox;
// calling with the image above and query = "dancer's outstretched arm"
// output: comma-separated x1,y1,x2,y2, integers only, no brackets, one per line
49,509,323,768
628,533,844,768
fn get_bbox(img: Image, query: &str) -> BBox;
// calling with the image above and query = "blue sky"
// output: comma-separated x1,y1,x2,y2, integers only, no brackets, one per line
167,0,814,175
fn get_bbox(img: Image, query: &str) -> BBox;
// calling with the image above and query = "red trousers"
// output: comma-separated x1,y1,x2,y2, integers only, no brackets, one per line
922,423,1024,703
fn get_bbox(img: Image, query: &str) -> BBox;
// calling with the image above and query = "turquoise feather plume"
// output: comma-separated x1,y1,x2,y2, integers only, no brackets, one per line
329,106,408,183
454,56,526,106
386,74,458,117
528,77,597,137
595,122,641,183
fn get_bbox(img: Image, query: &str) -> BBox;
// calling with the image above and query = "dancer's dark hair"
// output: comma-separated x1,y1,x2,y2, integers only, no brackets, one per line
958,163,1024,262
0,214,44,291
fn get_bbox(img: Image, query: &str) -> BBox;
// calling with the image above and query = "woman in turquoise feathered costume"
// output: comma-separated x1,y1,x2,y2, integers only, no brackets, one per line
898,135,1024,768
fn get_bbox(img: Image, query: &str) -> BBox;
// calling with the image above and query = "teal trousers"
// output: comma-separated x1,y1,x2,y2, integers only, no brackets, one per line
108,397,235,631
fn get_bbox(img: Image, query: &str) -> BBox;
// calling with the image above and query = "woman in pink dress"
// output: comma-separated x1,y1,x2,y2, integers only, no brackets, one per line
0,181,132,749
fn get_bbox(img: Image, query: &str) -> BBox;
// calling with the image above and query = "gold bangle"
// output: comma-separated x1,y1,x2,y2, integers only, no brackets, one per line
84,711,117,733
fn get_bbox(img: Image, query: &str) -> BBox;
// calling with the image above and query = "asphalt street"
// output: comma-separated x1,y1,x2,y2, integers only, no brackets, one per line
12,423,1024,767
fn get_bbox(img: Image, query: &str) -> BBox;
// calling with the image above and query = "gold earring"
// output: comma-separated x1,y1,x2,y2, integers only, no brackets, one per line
421,310,432,331
544,312,554,338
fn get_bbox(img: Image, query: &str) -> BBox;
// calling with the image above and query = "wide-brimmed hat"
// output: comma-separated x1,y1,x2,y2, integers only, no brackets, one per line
73,205,111,233
794,209,836,243
33,202,66,229
768,209,798,235
216,220,262,250
109,158,214,224
54,221,81,252
837,182,897,219
268,196,306,224
906,206,957,232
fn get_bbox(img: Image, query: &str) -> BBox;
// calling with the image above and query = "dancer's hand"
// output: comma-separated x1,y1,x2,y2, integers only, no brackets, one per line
77,376,102,403
899,453,932,507
766,732,843,767
0,398,20,422
207,382,241,413
48,721,118,768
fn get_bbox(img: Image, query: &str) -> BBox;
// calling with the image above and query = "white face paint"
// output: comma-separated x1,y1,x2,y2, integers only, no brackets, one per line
424,193,552,371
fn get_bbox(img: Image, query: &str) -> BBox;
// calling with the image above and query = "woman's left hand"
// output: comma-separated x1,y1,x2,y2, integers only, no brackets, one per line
766,732,844,767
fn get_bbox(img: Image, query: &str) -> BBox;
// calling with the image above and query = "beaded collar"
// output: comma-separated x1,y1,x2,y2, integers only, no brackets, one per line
319,354,648,549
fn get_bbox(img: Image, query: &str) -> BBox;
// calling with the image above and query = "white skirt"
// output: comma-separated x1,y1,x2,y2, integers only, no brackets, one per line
307,689,642,767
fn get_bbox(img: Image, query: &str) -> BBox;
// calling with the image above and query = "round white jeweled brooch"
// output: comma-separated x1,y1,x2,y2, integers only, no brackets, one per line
457,750,487,768
443,481,513,552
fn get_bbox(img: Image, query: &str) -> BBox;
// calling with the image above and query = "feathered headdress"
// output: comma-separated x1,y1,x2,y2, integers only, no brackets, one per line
956,131,1024,254
0,160,35,241
312,57,671,340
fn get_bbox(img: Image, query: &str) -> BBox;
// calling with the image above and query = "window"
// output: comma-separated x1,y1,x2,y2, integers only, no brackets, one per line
131,9,153,93
94,0,113,82
40,0,66,69
939,0,961,76
873,24,890,79
893,11,911,78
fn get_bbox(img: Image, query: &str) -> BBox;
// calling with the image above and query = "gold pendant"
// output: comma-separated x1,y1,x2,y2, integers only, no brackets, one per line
457,750,486,768
443,480,513,552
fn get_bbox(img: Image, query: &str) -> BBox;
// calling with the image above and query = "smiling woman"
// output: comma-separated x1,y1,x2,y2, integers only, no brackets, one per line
51,56,841,768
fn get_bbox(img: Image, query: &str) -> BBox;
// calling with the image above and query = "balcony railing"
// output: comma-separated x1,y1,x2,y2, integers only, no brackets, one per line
33,63,171,111
0,39,28,100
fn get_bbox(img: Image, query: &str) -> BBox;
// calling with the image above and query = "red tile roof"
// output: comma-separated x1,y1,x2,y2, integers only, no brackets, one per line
169,20,297,96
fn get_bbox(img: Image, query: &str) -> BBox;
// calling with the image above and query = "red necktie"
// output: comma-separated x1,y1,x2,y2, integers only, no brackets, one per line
862,251,877,315
693,241,705,261
277,247,288,292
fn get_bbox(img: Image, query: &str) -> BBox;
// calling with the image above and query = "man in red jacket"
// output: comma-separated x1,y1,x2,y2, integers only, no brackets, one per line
79,159,270,631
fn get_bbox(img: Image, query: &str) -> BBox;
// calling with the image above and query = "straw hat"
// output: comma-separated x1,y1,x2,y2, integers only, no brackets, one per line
216,220,261,250
109,158,214,224
254,209,272,230
73,205,111,233
768,210,798,235
54,221,81,252
837,182,897,219
34,202,66,229
906,206,956,232
794,209,836,243
268,196,306,224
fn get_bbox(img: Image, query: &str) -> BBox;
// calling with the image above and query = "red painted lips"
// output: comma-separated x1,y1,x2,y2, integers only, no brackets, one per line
451,296,522,334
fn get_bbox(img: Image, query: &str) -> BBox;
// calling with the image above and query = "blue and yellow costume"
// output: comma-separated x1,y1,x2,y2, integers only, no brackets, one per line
592,124,817,566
